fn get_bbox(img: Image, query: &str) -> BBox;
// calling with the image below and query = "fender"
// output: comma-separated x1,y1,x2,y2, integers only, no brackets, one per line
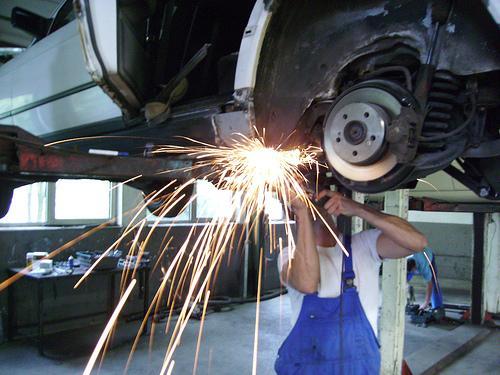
235,0,499,103
234,0,274,104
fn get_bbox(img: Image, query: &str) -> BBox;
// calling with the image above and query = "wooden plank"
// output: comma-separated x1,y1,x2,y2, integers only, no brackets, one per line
380,189,409,374
483,213,500,315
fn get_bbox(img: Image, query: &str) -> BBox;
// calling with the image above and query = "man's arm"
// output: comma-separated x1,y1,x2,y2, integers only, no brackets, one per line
280,208,320,294
318,190,428,259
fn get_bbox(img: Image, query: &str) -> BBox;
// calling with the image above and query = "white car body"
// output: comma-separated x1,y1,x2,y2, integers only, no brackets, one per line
1,0,499,141
0,0,267,139
0,5,121,138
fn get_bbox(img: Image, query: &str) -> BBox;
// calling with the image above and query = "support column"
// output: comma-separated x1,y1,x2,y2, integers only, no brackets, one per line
380,189,409,375
483,213,500,315
352,192,365,234
471,212,485,324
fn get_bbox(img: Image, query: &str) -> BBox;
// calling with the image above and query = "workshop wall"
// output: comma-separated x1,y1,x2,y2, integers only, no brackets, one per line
0,226,125,342
408,211,473,291
0,223,285,342
0,211,479,342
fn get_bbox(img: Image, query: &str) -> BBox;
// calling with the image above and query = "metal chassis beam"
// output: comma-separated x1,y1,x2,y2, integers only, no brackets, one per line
409,197,500,213
0,126,194,188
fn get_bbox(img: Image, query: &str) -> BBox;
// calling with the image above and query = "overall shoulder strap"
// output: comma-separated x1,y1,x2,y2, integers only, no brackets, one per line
342,234,356,289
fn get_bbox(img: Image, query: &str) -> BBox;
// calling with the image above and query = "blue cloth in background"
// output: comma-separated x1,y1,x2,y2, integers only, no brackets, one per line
409,247,434,281
407,247,443,308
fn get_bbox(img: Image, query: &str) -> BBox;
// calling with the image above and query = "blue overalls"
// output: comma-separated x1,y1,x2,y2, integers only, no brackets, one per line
275,236,380,374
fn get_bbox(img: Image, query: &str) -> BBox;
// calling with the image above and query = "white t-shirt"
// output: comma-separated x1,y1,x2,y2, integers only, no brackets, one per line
278,229,382,334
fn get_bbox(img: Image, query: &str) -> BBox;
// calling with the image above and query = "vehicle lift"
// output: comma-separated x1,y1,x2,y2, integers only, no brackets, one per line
0,125,197,218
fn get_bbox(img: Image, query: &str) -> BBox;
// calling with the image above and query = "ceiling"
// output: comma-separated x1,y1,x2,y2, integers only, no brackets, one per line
410,170,485,202
0,0,61,48
368,168,489,203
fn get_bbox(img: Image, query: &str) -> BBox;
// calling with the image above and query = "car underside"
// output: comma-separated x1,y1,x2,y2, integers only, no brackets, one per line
253,0,499,199
0,0,499,218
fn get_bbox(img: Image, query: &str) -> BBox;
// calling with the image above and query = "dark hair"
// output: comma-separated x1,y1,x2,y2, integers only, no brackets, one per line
407,258,416,272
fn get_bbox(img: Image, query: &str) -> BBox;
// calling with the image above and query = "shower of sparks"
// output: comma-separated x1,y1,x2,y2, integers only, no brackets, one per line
417,178,439,191
4,133,348,374
140,134,347,373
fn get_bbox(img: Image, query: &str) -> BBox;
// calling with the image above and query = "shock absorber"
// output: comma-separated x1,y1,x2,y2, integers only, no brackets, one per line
419,70,462,150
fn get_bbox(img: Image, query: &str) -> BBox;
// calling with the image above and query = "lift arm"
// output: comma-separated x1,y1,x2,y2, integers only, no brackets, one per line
0,125,197,217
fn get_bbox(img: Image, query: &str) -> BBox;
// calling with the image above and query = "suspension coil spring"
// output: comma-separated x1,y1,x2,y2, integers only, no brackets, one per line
420,70,462,148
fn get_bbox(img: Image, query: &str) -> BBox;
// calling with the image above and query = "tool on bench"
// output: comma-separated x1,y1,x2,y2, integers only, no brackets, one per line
76,250,122,270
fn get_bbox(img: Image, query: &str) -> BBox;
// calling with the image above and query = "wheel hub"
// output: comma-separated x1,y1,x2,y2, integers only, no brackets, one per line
344,120,366,146
330,102,389,165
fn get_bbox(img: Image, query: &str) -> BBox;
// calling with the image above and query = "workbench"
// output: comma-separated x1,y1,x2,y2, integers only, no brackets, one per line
6,265,150,356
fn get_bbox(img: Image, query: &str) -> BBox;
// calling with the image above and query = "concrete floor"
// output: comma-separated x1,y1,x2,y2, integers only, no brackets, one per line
441,331,500,375
0,293,497,375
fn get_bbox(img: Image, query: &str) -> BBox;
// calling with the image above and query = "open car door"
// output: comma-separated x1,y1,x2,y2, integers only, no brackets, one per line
74,0,149,119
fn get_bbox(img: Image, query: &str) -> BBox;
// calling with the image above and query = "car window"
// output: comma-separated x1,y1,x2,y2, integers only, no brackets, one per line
49,0,76,34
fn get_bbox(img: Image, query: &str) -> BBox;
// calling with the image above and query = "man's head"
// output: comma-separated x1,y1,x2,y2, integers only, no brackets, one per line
407,258,416,273
312,203,339,247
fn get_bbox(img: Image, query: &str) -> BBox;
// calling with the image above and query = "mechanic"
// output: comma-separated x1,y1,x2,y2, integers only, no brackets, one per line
275,189,428,374
407,247,443,310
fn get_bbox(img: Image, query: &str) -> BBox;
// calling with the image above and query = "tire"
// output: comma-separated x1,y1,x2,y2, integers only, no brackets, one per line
0,185,14,219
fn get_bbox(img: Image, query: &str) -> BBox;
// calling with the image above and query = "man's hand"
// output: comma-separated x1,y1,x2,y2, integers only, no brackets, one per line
288,187,311,215
419,301,430,311
290,194,308,213
317,190,361,217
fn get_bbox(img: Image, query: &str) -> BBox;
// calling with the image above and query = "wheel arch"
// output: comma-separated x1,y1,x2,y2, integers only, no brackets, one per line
250,0,499,146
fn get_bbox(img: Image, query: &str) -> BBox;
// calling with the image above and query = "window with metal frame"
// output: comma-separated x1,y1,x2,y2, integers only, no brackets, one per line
50,179,116,225
192,181,284,223
145,179,242,224
195,180,239,220
0,183,48,225
48,0,76,35
0,179,118,226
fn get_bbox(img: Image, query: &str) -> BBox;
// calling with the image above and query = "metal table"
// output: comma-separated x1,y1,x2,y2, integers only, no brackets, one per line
6,264,149,356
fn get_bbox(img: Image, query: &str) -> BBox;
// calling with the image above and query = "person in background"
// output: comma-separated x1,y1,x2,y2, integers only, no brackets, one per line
407,247,443,310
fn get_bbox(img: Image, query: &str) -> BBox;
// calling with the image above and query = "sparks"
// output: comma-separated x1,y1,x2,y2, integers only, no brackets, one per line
144,134,348,371
99,133,347,373
5,133,347,374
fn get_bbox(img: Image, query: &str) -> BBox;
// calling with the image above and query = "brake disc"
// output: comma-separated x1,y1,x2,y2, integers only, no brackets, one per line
323,84,403,182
